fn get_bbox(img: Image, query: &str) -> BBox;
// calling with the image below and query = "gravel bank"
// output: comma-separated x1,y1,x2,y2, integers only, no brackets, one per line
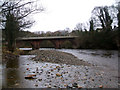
29,50,91,66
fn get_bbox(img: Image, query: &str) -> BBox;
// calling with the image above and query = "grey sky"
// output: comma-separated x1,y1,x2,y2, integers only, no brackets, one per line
25,0,116,32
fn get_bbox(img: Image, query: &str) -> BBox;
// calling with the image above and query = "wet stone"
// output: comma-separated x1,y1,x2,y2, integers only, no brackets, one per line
32,71,35,73
72,83,78,87
99,85,103,88
25,74,36,79
56,73,62,77
34,84,38,87
38,79,42,81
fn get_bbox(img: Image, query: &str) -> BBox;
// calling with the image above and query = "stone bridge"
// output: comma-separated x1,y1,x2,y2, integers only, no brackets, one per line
16,36,78,49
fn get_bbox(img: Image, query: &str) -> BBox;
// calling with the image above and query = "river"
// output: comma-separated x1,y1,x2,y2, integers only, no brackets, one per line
1,48,119,88
0,48,2,90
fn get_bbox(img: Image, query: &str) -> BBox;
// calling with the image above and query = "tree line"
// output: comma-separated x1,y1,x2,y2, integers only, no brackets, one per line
1,0,44,52
72,2,120,50
1,0,120,51
33,2,120,50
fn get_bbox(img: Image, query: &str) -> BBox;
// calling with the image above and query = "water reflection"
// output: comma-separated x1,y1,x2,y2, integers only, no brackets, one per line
0,64,2,89
6,59,19,68
3,58,20,88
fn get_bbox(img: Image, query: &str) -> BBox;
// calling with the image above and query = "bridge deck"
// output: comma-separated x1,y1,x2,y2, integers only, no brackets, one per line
17,36,78,41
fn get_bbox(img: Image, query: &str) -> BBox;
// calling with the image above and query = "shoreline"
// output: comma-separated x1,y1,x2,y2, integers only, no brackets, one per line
29,50,91,66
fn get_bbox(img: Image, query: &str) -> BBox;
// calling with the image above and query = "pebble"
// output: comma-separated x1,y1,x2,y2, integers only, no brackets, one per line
38,79,42,81
64,84,67,87
91,78,94,81
43,66,46,68
32,71,35,73
26,68,29,70
50,66,52,68
99,85,103,88
47,85,51,88
29,50,91,66
20,50,117,88
72,83,78,87
56,73,62,77
54,68,56,70
78,85,82,88
15,83,19,86
67,85,72,88
34,84,38,87
25,74,36,79
51,69,53,71
56,66,60,68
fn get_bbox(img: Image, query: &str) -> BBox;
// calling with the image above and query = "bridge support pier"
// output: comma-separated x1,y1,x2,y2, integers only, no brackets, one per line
54,40,63,49
31,41,42,50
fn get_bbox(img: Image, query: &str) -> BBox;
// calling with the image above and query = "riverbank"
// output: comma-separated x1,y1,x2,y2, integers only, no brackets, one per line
2,49,118,88
29,50,91,66
2,48,25,63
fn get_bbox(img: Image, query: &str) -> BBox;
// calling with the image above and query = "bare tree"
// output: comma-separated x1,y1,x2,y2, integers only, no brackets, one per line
116,1,120,29
1,0,44,52
74,23,86,31
115,1,120,48
91,6,115,31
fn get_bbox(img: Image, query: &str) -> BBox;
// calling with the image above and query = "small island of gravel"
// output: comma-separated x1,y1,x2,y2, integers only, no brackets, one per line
29,50,91,66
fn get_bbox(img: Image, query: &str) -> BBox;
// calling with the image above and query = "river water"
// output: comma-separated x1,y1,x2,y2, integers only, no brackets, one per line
0,48,2,89
58,49,118,70
1,48,119,88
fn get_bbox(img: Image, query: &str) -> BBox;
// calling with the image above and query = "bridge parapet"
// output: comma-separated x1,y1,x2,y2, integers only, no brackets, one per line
16,36,78,41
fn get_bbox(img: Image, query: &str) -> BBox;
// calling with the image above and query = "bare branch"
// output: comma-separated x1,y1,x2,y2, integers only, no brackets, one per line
2,1,34,13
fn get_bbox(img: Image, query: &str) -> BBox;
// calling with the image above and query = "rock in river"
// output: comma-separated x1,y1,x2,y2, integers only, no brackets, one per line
25,74,36,79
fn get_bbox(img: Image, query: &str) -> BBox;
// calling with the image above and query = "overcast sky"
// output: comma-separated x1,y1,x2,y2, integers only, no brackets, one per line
26,0,116,32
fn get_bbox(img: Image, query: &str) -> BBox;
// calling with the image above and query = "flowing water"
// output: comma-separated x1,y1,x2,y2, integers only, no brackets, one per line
1,48,119,88
58,49,118,71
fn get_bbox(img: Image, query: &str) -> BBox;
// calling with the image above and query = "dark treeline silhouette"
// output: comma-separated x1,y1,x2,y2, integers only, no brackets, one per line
33,3,120,50
71,29,118,49
1,0,44,52
2,1,120,50
72,3,119,50
70,4,119,49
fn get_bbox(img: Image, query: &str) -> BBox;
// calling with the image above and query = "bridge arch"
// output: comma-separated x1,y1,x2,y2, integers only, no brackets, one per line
16,36,78,49
39,40,55,48
61,40,73,48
